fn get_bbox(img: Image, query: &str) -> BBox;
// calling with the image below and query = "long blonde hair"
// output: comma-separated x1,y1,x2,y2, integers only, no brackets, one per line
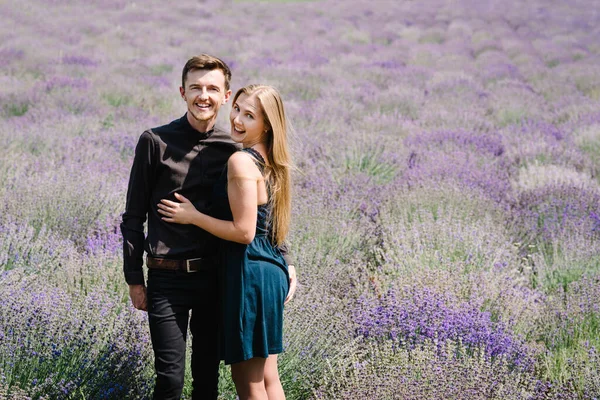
232,85,292,245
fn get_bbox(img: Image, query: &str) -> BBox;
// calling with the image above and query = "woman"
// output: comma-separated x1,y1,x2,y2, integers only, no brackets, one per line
158,84,292,400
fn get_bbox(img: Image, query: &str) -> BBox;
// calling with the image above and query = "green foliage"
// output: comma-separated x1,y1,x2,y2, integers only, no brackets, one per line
182,361,237,399
378,185,513,275
533,274,600,396
496,107,527,127
104,92,133,107
149,63,173,76
419,31,445,44
378,98,420,119
579,138,600,182
539,312,600,394
528,236,600,294
473,45,502,58
344,146,397,184
2,0,600,398
101,114,115,129
575,77,600,100
317,339,547,399
0,275,153,399
3,101,29,117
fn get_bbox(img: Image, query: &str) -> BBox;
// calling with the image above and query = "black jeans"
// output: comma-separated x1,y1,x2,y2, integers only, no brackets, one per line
146,268,219,400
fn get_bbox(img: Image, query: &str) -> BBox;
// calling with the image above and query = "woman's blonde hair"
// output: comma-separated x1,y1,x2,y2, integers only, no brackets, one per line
232,84,292,246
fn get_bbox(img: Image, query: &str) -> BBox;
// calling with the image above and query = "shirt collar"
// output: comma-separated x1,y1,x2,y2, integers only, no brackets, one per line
181,113,214,141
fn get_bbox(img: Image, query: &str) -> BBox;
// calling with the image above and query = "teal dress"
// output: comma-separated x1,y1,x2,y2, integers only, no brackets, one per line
212,147,289,365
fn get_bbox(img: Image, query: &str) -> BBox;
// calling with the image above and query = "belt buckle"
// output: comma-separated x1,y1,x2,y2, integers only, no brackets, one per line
186,258,201,273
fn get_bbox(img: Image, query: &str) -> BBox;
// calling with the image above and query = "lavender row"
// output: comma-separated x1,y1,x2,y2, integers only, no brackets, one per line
1,0,600,398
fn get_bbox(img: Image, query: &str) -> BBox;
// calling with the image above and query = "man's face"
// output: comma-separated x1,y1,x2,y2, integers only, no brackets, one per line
180,69,231,126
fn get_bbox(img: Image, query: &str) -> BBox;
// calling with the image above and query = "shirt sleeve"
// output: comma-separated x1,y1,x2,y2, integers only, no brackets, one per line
277,241,294,266
120,131,156,285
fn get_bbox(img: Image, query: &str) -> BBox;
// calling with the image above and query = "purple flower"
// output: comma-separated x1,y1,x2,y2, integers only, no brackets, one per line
353,287,533,370
61,55,99,67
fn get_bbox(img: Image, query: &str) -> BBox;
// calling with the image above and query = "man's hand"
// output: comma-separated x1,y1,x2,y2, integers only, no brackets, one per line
129,284,148,311
284,265,297,305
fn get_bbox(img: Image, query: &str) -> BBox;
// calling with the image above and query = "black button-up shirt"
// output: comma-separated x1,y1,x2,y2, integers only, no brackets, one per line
121,114,239,285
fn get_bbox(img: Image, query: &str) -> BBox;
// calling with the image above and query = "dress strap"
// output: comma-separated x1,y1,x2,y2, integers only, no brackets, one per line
241,147,266,172
241,147,272,202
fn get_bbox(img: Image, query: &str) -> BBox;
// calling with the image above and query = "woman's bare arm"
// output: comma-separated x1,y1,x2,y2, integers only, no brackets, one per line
157,152,261,244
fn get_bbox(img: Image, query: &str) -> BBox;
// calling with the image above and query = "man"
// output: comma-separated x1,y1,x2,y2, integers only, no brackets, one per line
121,54,296,400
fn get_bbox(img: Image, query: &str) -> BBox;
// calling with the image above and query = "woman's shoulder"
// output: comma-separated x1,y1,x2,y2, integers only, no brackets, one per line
227,150,262,177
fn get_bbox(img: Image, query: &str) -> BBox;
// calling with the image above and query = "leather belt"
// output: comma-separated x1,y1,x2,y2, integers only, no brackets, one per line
146,256,209,273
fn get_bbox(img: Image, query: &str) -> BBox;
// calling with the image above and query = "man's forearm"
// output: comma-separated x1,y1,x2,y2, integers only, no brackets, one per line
121,216,146,285
278,241,293,266
122,131,155,286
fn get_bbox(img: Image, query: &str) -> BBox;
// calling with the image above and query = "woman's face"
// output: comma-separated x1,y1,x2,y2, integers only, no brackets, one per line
230,92,267,146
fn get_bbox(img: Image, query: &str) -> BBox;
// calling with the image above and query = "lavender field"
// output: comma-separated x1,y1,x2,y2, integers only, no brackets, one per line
1,0,600,399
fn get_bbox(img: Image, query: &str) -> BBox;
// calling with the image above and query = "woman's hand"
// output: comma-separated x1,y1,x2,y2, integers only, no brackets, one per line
284,265,297,305
158,193,199,224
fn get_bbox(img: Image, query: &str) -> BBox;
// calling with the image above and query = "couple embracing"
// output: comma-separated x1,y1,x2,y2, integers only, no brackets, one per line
121,54,297,400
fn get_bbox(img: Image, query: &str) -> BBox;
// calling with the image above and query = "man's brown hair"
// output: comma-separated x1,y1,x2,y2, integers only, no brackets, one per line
181,54,232,90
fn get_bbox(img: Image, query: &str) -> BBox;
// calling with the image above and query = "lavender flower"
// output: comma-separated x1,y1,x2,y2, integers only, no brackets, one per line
1,0,600,398
353,287,533,370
